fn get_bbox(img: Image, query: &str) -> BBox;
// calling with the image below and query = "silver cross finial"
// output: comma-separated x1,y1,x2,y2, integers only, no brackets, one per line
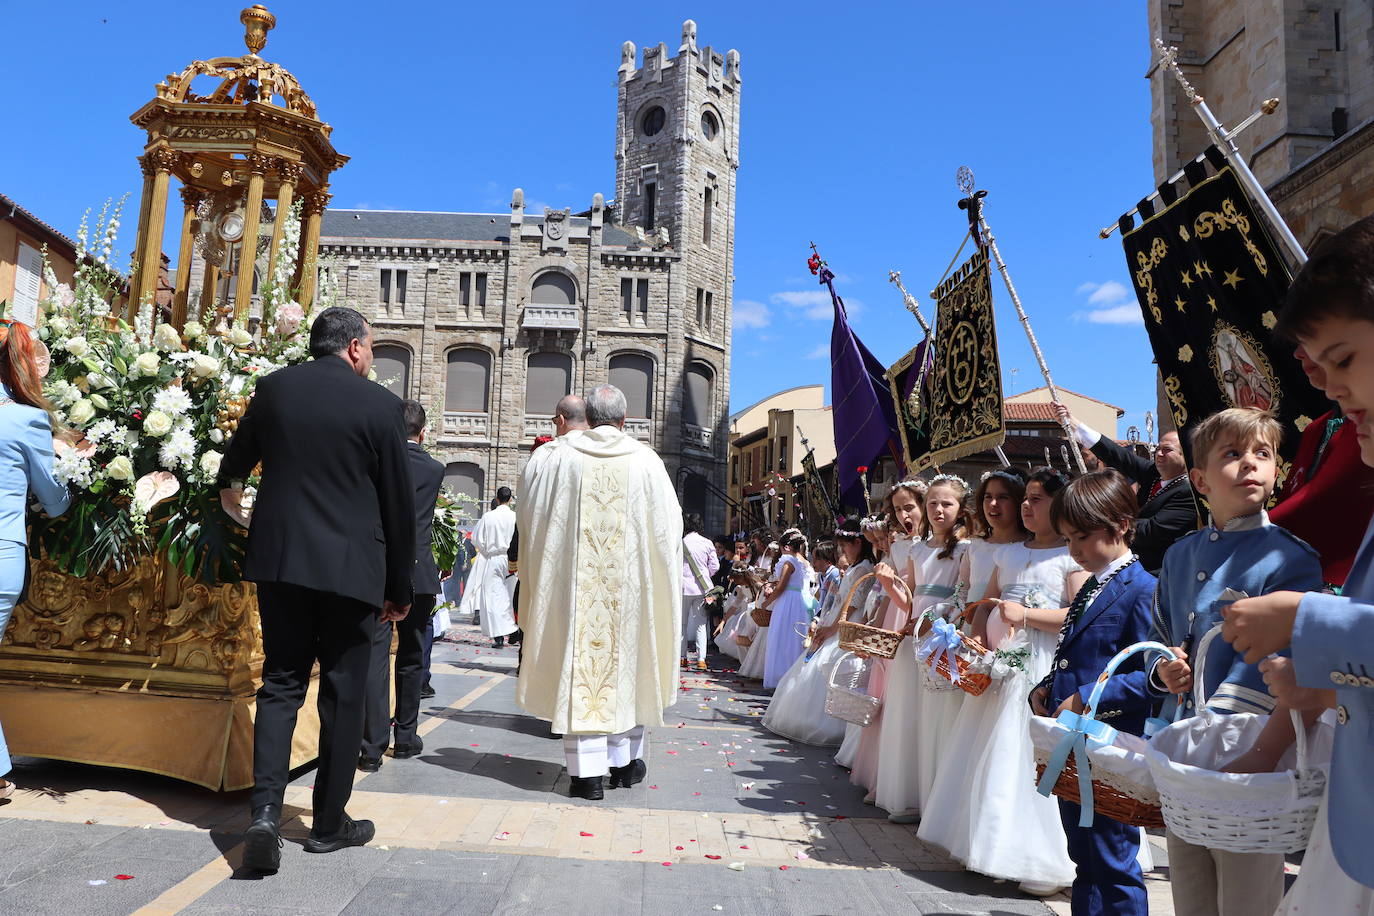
1155,39,1199,102
956,165,976,197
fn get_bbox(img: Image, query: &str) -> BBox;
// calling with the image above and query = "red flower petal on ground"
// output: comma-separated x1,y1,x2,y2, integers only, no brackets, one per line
705,854,721,860
739,845,750,849
661,862,672,867
779,865,789,870
580,831,594,837
115,875,134,880
631,849,643,854
675,845,684,850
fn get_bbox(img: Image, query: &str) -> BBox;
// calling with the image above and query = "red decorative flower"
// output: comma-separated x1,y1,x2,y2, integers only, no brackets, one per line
856,465,868,474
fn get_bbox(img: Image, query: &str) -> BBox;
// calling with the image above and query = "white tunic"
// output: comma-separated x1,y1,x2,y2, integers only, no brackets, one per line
514,425,683,736
458,503,518,638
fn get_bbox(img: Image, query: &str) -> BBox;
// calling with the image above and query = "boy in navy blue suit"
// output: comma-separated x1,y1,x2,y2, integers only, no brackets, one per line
1030,470,1156,916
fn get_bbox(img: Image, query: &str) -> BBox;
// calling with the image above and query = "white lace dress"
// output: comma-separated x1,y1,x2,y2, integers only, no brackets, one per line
931,543,1080,886
715,586,751,660
763,560,874,747
873,539,969,817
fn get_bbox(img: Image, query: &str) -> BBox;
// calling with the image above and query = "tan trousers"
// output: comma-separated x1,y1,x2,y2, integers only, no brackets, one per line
1165,831,1285,916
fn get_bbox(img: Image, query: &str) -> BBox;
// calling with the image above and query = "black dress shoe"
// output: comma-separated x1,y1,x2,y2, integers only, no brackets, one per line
242,803,282,873
569,775,605,800
608,759,647,789
303,816,376,854
419,684,436,699
493,636,505,648
391,738,424,759
357,754,382,773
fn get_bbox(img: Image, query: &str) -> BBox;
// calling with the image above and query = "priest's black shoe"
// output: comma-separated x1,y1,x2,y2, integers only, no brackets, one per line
392,738,424,759
357,754,382,773
569,776,604,800
419,684,436,699
608,759,647,789
242,803,282,873
303,816,376,854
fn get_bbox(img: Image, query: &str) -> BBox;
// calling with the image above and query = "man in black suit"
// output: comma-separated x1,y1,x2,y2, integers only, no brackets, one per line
1054,402,1198,574
359,400,445,771
218,307,415,873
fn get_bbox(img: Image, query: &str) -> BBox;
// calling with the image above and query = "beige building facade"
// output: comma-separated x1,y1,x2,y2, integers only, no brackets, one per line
727,385,835,534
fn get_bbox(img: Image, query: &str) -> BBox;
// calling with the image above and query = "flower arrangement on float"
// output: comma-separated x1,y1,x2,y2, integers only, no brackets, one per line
31,198,316,584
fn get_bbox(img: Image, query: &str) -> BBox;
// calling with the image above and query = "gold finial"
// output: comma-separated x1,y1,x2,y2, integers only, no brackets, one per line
240,5,276,55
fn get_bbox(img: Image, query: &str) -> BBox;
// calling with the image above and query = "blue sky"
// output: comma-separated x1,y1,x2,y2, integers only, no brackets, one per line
6,1,1161,438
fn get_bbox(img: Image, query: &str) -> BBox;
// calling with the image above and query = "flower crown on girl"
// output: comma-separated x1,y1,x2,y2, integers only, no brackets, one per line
979,468,1023,487
928,473,969,491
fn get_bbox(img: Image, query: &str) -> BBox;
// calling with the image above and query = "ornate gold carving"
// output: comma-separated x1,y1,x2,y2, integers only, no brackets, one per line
168,124,254,141
570,461,628,730
0,555,263,695
247,153,274,175
180,186,207,209
147,148,182,172
240,5,277,55
301,189,332,216
276,160,303,184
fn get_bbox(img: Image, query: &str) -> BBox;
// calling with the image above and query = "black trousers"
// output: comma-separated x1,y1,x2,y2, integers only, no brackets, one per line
251,583,377,836
361,592,435,757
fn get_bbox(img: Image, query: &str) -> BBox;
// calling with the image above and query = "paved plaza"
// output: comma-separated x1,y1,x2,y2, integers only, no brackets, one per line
0,624,1180,915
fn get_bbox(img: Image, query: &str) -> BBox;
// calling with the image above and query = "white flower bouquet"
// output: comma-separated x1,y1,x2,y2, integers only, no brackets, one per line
30,200,317,583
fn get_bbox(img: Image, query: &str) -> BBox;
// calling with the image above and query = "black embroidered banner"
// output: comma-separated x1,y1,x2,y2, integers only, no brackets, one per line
800,450,837,533
1120,167,1325,467
885,337,934,469
912,250,1005,471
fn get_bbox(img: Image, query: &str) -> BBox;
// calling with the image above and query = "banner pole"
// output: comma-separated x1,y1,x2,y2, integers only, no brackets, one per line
888,270,933,336
1155,40,1307,268
965,191,1088,474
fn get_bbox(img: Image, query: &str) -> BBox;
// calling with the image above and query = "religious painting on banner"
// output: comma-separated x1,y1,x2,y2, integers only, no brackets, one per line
801,450,836,533
911,250,1005,471
1120,166,1326,471
885,337,934,469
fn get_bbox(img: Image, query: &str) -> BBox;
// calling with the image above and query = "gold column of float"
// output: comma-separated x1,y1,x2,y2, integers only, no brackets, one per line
129,157,156,320
132,149,178,322
171,187,203,330
263,161,300,319
199,261,219,324
297,188,329,308
232,155,270,321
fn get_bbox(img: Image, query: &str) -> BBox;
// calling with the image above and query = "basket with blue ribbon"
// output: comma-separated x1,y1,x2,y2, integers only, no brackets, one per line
1029,640,1176,828
915,616,992,696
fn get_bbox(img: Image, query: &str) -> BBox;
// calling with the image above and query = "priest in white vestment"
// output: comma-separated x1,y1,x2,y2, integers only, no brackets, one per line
516,385,683,800
458,488,518,645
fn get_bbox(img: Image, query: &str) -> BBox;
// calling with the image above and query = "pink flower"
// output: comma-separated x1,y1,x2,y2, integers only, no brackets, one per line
274,302,306,336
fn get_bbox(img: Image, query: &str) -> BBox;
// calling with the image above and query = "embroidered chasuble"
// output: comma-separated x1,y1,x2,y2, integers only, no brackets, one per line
515,425,683,735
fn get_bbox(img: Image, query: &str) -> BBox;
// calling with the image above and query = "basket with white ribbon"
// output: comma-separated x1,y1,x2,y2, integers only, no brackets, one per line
1030,640,1176,829
1145,624,1327,854
825,651,881,726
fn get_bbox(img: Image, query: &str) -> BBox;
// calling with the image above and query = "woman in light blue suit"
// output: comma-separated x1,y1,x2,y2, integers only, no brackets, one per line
0,320,70,798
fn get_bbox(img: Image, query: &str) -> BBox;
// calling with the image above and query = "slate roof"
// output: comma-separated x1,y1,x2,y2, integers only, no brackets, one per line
321,209,640,247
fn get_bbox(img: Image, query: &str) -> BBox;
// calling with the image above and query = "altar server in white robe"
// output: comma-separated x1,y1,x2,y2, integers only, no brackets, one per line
458,487,518,645
516,384,683,800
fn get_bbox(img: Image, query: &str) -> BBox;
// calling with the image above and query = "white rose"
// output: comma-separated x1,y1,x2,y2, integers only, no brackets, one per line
87,371,113,390
182,321,205,341
190,354,220,378
106,455,134,481
63,336,89,358
199,450,223,479
209,428,224,444
133,352,161,377
142,410,173,437
228,327,253,347
68,398,96,425
153,323,183,352
48,316,71,335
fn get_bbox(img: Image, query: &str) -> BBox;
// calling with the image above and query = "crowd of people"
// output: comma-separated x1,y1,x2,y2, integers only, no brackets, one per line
0,218,1372,916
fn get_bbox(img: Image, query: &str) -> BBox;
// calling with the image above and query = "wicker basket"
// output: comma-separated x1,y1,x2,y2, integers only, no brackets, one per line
1032,640,1175,829
825,652,881,726
750,605,772,628
836,572,909,659
1147,625,1326,854
917,620,993,696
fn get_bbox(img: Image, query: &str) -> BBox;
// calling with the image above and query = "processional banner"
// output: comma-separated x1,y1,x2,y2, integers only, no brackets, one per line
1119,166,1325,464
911,250,1005,471
885,337,934,471
801,451,836,532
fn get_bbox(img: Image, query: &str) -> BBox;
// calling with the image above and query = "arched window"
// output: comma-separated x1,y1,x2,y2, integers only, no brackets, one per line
445,348,491,413
442,462,484,506
683,362,714,428
525,352,573,415
530,271,576,306
372,344,411,398
608,353,654,419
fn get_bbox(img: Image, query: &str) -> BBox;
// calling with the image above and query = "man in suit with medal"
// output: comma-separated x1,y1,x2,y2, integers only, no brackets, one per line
218,307,416,873
1054,403,1198,574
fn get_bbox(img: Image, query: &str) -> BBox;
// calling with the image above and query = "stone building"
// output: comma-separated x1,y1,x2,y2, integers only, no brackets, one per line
192,22,740,527
1149,0,1374,248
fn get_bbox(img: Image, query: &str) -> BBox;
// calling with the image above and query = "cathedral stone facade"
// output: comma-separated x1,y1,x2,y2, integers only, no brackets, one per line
307,23,738,527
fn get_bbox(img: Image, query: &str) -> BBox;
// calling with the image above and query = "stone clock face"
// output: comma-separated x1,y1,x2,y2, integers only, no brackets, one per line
641,106,666,137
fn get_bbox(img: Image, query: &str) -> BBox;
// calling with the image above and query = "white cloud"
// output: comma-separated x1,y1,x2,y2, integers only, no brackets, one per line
733,299,771,329
1073,280,1143,325
804,343,829,360
769,289,862,321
